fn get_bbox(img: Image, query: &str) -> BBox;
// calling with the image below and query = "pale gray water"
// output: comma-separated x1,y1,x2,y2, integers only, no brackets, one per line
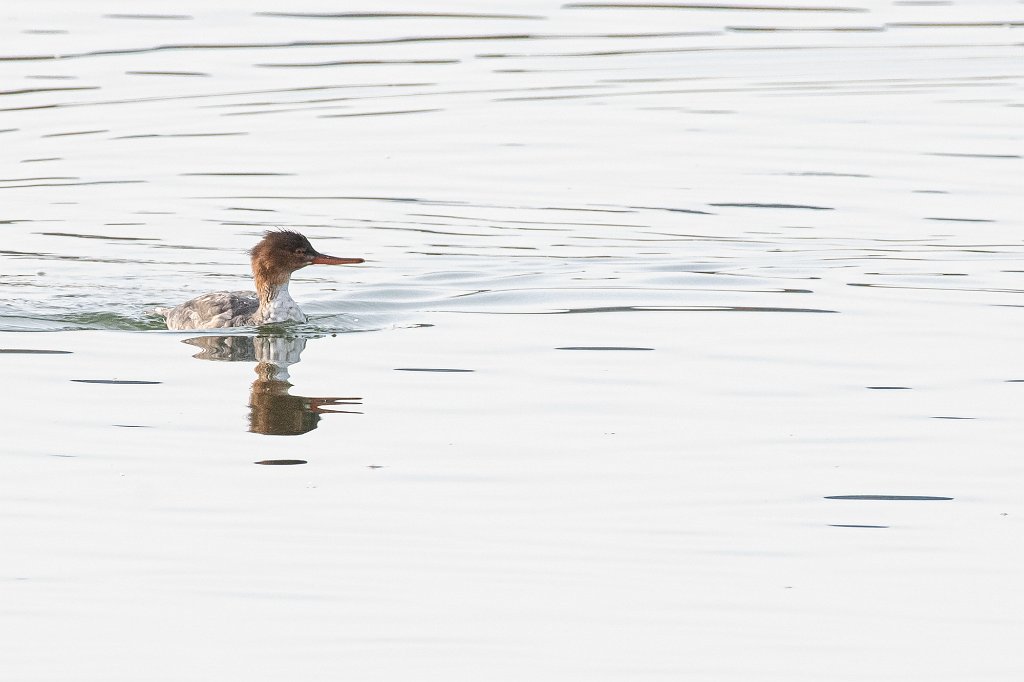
2,1,1023,680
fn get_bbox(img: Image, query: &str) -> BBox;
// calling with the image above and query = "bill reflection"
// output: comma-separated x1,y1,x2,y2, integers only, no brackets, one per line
183,335,361,436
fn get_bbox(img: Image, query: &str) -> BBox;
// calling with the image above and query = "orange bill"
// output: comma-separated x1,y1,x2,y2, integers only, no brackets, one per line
311,254,364,265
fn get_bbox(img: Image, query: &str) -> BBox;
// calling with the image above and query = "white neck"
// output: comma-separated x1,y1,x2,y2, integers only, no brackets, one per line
255,282,306,324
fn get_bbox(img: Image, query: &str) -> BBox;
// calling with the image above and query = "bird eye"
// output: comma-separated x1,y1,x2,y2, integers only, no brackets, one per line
295,248,306,255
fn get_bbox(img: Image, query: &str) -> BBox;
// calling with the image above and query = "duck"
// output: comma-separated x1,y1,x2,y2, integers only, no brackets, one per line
154,230,363,330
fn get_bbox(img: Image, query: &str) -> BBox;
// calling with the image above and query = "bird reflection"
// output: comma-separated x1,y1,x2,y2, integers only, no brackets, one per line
183,335,361,436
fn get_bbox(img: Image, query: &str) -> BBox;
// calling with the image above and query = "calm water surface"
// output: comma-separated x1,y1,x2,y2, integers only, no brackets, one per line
2,1,1022,680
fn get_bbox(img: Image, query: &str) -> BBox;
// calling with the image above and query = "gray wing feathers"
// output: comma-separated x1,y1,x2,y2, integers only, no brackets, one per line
157,291,259,330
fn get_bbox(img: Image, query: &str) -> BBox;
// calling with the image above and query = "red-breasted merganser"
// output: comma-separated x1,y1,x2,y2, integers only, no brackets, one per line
154,230,363,330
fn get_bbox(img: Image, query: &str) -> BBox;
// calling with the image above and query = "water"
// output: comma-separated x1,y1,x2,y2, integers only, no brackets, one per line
2,1,1022,679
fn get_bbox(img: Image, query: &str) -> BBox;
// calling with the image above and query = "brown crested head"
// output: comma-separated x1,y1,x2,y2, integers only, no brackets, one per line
249,230,363,289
